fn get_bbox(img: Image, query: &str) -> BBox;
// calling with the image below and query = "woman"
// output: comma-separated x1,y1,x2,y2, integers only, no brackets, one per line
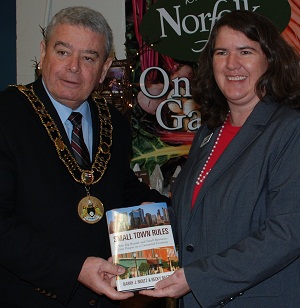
140,10,300,307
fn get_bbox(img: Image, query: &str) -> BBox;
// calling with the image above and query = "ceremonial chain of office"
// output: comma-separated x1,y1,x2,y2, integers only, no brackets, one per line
13,84,113,187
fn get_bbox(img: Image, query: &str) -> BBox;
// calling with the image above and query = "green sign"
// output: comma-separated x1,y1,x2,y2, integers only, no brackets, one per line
140,0,291,62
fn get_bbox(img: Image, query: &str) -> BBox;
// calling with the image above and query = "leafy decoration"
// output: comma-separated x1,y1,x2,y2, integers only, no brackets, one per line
130,125,190,175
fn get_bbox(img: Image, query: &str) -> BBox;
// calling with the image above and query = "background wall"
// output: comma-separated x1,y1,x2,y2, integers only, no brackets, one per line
16,0,126,85
0,0,16,90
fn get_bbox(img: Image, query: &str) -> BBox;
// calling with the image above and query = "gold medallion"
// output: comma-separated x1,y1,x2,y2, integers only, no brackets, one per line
14,85,112,224
78,196,104,224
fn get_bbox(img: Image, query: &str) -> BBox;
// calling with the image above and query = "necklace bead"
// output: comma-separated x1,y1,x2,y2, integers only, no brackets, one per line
195,114,229,185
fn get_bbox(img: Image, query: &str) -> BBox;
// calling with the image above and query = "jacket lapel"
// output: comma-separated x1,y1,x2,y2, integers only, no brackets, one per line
32,78,72,153
173,126,217,234
186,99,279,231
33,77,100,162
88,99,100,160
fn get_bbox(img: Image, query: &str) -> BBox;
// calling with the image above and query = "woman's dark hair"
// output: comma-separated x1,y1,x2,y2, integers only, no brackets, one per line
192,10,300,129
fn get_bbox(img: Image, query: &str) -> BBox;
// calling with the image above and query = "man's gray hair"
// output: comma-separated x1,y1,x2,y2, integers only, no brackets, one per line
44,6,113,59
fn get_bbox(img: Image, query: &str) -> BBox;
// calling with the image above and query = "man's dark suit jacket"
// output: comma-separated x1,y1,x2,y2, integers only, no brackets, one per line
0,77,168,307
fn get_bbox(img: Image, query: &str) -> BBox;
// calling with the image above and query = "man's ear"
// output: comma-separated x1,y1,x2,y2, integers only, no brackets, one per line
39,40,46,69
99,57,113,83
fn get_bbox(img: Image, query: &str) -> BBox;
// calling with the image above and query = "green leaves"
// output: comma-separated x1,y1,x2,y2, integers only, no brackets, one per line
131,126,190,175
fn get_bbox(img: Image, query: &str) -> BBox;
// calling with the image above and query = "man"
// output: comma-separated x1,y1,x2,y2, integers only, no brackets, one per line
0,6,168,307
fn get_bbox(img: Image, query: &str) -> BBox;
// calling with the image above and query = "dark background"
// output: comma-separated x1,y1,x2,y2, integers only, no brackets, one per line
0,0,16,90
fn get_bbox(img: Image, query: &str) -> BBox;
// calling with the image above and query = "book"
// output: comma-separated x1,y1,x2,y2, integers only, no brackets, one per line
106,202,179,292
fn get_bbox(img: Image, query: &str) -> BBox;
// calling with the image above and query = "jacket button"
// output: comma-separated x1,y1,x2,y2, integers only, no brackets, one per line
186,244,194,252
89,299,97,306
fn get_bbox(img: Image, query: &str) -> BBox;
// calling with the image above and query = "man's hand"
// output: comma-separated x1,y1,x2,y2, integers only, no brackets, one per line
78,257,134,300
139,268,191,299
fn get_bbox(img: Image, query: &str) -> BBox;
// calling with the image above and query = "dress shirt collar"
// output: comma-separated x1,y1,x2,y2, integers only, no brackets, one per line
41,79,92,127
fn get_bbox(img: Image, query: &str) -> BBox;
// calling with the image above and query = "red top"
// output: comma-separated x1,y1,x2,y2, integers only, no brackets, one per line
191,118,240,207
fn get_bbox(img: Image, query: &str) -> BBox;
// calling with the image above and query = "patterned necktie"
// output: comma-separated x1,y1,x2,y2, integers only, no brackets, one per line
68,112,91,169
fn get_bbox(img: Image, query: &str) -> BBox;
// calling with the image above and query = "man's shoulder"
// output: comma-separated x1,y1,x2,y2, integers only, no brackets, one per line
0,84,29,109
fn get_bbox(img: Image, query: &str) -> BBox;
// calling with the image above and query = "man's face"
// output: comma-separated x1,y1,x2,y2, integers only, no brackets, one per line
40,23,112,109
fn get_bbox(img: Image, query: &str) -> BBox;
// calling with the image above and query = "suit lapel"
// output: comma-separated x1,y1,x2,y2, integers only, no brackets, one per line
186,99,279,231
173,126,217,234
88,99,100,160
33,78,100,162
32,78,72,153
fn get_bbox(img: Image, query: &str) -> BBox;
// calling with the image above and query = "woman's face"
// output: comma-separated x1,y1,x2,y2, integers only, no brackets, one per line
213,26,268,111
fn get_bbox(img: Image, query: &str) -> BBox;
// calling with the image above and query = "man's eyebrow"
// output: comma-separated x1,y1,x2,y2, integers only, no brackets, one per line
54,41,70,48
53,41,99,58
84,49,100,58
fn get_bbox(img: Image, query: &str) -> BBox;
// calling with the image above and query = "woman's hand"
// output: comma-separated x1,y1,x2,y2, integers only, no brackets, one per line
139,268,191,299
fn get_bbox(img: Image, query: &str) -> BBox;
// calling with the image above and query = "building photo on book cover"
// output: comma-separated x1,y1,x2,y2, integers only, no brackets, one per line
106,202,179,292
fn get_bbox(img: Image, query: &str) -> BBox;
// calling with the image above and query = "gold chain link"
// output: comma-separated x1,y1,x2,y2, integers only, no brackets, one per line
13,85,112,185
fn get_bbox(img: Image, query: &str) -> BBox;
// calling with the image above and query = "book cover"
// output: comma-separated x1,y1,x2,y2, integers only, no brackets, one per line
106,202,179,292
